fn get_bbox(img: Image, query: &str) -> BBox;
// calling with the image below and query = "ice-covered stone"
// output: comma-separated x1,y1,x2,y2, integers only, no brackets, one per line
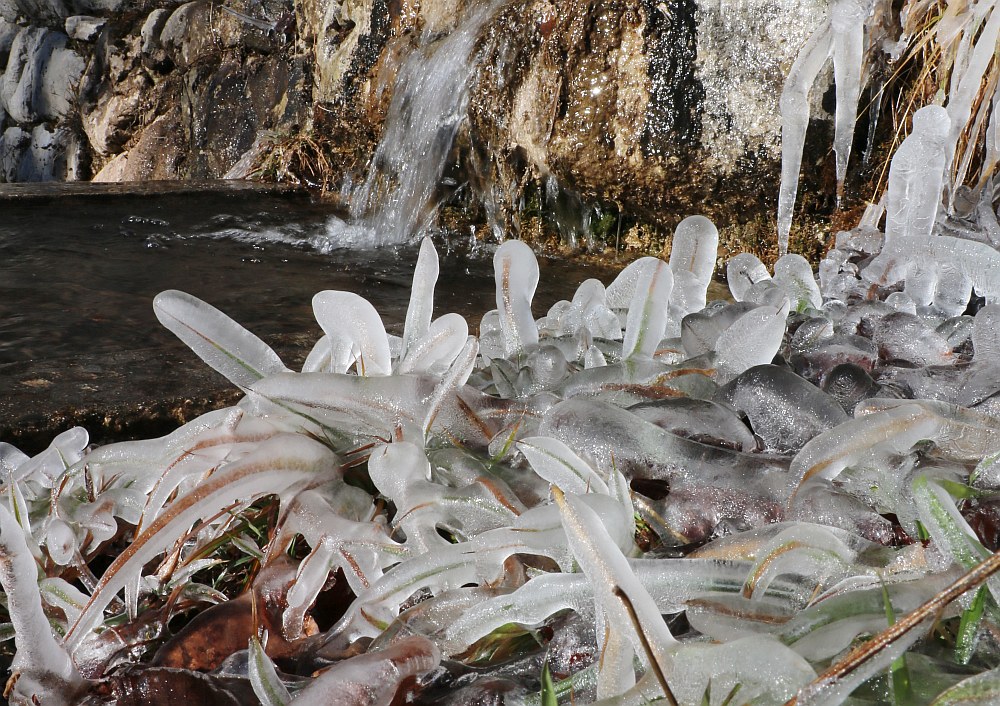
717,365,848,453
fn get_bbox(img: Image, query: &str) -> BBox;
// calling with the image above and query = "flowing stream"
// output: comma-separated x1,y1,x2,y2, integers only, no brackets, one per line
328,0,504,247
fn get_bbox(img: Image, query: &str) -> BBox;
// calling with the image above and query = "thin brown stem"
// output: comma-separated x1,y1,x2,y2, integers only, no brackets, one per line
612,585,679,706
785,549,1000,706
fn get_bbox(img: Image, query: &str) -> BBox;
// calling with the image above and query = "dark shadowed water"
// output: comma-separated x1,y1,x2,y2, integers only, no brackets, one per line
0,182,623,374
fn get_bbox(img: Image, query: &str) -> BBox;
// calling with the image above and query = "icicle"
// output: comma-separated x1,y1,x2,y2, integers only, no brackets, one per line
778,22,834,255
830,0,870,201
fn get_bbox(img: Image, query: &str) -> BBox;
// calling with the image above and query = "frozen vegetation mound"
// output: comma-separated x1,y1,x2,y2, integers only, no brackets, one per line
5,158,1000,704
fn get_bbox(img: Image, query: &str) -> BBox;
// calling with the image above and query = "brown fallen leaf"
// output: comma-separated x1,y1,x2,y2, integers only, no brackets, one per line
87,666,257,706
152,557,318,671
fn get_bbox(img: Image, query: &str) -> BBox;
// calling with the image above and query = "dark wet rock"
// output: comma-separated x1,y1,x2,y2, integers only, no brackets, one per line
466,0,833,252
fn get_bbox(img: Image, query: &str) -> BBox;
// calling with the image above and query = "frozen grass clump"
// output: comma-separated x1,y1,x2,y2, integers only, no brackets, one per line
7,157,1000,706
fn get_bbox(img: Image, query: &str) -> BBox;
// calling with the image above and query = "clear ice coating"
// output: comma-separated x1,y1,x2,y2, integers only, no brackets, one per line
865,105,952,287
11,209,1000,703
13,12,1000,696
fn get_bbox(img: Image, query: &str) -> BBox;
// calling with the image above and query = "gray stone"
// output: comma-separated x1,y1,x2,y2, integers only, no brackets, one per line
40,43,84,117
65,15,105,42
2,0,68,23
2,27,82,123
2,26,53,124
0,125,28,181
0,18,17,63
139,8,170,55
0,1,17,22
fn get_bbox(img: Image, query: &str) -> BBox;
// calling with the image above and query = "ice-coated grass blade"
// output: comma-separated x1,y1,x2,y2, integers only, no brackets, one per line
312,290,392,376
153,290,288,389
880,581,913,705
791,404,940,491
518,436,609,495
930,667,1000,705
0,505,82,705
64,434,339,651
622,258,673,361
912,475,991,574
494,240,540,358
553,487,677,697
787,548,1000,706
398,312,469,375
249,633,291,706
955,585,987,666
403,236,440,359
540,662,558,706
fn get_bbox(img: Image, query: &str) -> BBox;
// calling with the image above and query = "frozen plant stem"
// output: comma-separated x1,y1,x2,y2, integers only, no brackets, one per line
612,585,678,706
785,548,1000,705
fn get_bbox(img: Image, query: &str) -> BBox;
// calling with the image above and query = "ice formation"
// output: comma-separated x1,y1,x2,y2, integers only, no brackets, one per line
777,0,872,255
6,4,1000,699
6,166,1000,705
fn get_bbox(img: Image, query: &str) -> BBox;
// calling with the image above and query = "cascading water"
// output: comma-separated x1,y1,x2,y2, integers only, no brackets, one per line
323,1,504,249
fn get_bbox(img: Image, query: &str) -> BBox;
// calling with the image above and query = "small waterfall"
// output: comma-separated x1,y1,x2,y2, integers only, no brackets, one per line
324,1,502,249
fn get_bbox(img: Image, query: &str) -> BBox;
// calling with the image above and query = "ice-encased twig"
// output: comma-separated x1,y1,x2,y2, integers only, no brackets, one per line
0,505,83,705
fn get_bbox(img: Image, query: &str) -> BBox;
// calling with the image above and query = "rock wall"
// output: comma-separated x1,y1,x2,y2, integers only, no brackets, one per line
466,0,835,255
0,0,837,253
0,0,311,181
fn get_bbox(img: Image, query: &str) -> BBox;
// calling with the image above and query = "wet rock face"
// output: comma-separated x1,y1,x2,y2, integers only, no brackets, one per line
0,0,832,244
467,0,831,246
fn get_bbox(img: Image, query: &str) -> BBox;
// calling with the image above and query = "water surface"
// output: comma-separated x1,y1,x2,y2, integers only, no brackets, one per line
0,182,623,375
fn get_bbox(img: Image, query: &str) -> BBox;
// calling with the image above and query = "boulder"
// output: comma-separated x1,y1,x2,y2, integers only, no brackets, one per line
0,124,28,180
65,15,105,42
466,0,831,240
159,1,246,69
1,26,82,123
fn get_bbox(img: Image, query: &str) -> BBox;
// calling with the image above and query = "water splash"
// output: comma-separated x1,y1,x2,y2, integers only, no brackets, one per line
325,1,504,249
